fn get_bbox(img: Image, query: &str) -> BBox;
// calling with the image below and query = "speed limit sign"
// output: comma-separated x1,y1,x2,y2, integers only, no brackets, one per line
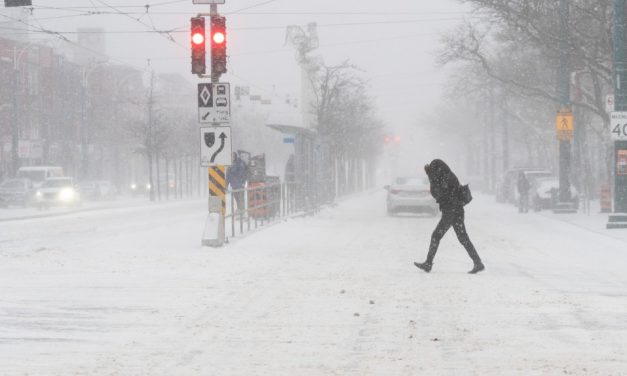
611,112,627,140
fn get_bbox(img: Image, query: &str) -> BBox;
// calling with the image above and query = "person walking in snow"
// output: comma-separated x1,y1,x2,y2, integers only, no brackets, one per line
414,159,485,274
227,152,248,212
517,171,530,213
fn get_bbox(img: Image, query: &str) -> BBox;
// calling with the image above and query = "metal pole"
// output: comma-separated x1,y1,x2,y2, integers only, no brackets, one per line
614,0,627,212
11,53,19,176
555,0,575,213
608,0,627,228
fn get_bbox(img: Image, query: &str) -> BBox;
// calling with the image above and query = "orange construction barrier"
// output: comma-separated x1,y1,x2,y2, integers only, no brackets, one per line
600,184,612,213
248,182,268,218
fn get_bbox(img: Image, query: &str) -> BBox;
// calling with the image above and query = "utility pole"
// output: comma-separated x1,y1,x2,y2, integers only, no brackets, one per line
608,0,627,228
147,69,156,202
11,55,19,176
554,0,576,213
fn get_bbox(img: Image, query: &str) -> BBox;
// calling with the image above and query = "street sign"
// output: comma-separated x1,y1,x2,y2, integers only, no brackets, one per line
611,111,627,140
200,127,232,166
192,0,225,4
198,83,231,123
607,94,615,113
556,109,574,141
283,137,295,144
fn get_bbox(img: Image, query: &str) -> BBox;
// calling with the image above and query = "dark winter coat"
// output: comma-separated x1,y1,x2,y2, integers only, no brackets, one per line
425,159,463,211
517,174,530,197
227,157,248,189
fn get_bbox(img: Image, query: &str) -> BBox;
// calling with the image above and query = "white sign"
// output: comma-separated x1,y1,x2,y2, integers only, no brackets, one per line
200,127,232,166
198,83,231,123
606,94,615,113
611,111,627,140
193,0,225,4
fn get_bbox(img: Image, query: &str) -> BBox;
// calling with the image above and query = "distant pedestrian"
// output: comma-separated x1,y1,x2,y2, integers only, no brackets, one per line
517,171,530,213
227,152,248,212
414,159,485,274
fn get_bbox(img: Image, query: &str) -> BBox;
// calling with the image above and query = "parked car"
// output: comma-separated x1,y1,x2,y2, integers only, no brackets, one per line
0,178,35,207
16,166,64,188
34,177,81,209
496,168,553,204
385,176,437,216
532,177,579,211
79,180,117,200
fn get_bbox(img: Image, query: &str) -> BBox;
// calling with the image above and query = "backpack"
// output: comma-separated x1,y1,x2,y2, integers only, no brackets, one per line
459,184,472,205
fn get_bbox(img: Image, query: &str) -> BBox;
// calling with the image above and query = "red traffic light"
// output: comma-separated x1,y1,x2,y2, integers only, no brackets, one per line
190,16,206,75
211,15,227,77
212,31,225,45
192,32,205,46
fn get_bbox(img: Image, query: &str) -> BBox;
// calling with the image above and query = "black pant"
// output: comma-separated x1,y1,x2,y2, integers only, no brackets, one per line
426,207,482,265
233,191,245,212
519,193,529,213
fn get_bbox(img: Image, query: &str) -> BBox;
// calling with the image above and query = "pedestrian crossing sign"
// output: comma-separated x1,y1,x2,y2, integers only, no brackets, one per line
556,109,573,141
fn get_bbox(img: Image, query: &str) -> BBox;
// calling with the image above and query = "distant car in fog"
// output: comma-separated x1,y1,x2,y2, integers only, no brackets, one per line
35,177,81,209
385,177,437,216
532,177,579,211
0,178,35,208
496,168,552,204
130,182,151,196
79,180,117,200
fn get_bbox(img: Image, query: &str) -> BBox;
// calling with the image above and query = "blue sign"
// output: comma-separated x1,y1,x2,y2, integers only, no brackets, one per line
283,137,295,144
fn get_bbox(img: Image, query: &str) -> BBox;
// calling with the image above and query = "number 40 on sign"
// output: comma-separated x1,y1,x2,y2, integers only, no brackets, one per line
611,112,627,140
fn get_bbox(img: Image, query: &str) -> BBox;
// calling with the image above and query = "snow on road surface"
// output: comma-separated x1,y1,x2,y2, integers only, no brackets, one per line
1,192,627,375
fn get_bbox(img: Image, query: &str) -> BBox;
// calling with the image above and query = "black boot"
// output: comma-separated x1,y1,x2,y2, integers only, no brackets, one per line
414,261,432,273
468,262,485,274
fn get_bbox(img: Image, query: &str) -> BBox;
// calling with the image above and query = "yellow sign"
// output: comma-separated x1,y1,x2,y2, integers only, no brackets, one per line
556,109,573,140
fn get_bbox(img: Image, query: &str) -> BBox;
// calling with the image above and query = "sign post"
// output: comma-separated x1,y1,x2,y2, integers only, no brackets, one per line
194,1,232,245
608,0,627,228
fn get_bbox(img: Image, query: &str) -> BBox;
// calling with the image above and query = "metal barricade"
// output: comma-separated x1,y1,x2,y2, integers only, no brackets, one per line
225,182,298,239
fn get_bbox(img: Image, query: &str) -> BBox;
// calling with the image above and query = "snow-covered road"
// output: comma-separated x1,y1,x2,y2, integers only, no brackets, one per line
1,192,627,375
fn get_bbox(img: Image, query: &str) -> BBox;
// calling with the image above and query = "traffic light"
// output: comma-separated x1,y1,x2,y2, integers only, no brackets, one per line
190,17,206,75
210,15,227,77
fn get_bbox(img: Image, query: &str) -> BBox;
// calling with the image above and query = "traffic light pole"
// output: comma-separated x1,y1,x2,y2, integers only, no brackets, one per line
201,3,227,246
608,0,627,228
554,0,577,214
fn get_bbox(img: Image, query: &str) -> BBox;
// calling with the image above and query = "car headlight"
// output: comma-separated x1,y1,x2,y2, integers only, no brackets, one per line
36,191,43,199
130,183,137,190
145,183,151,191
59,188,76,202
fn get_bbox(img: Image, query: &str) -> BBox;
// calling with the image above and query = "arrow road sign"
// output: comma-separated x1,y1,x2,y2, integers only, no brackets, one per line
200,127,232,166
199,83,231,123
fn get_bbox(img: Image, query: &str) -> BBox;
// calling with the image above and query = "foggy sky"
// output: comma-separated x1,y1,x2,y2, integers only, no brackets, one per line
2,0,469,136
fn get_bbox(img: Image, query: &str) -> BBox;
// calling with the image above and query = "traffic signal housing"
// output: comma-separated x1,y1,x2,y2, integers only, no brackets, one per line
210,15,227,78
191,16,206,75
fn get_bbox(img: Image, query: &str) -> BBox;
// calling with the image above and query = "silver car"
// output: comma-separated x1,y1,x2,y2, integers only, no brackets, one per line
34,177,81,209
386,177,437,216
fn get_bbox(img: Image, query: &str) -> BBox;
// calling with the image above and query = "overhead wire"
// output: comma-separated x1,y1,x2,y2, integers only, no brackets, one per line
92,0,183,47
0,12,150,74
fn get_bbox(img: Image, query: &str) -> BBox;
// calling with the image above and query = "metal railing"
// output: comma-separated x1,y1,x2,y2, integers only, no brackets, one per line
225,182,298,239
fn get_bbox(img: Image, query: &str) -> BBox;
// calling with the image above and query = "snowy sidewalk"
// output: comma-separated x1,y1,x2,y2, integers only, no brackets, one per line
1,192,627,375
